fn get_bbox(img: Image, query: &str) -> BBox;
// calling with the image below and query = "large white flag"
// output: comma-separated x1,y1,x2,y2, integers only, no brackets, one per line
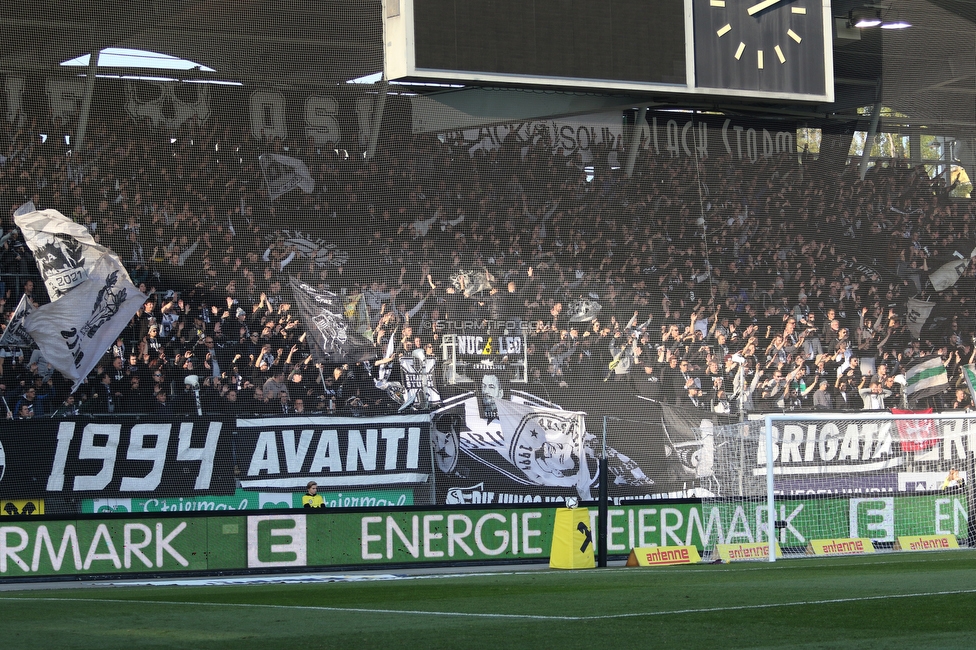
495,398,592,498
16,207,147,392
433,394,595,499
13,207,125,301
25,256,147,392
259,154,315,201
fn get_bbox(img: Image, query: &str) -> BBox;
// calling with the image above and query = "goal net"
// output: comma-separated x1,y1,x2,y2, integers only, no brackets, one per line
698,412,975,561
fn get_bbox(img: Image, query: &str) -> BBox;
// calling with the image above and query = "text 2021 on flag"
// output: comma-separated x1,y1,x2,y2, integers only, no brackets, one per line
15,207,147,392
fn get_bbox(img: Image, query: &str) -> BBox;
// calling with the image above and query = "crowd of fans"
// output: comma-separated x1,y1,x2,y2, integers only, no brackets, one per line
1,105,975,419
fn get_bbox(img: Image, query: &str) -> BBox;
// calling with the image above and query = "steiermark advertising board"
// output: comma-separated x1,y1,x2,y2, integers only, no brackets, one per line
1,495,967,578
80,488,414,513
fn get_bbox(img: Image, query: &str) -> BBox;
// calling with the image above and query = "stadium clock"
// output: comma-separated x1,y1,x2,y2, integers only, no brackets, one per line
693,0,830,98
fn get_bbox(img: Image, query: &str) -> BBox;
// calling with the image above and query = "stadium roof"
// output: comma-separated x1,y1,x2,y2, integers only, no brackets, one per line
0,0,973,127
0,0,383,88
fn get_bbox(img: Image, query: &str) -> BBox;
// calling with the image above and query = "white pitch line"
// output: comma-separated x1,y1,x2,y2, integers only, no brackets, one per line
3,588,976,622
0,597,579,621
585,588,976,620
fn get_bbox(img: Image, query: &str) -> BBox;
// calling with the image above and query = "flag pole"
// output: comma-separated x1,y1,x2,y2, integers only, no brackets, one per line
597,415,608,568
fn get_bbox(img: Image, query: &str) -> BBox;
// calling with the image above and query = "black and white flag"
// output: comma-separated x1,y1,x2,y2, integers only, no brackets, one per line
568,297,603,323
661,404,729,493
288,277,375,364
928,241,976,292
14,206,111,300
259,154,315,201
496,398,591,497
452,268,495,298
398,349,440,407
906,297,935,339
25,256,147,392
0,294,36,348
272,229,349,267
16,207,147,391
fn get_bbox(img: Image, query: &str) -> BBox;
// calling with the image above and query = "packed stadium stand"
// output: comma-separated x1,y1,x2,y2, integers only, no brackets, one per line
0,106,973,418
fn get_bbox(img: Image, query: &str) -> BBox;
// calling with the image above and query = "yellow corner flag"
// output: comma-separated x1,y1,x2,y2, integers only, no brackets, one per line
550,507,595,569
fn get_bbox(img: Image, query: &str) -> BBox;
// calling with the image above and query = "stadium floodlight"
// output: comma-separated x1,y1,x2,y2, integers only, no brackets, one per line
850,9,883,28
881,18,911,29
697,411,975,563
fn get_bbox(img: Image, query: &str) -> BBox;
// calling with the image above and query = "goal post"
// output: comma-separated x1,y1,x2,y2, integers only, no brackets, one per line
699,411,975,562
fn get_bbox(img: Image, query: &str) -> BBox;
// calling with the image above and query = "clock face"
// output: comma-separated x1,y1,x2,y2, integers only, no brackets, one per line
693,0,827,97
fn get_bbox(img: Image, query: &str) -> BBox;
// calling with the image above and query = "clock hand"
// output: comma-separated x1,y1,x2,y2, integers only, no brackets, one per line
747,0,782,16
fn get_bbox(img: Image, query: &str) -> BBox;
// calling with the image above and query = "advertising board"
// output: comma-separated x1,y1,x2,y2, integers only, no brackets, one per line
1,494,967,578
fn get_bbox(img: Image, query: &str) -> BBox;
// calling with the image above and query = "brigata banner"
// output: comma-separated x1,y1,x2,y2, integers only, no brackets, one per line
234,415,433,495
0,417,235,500
1,493,968,578
745,416,976,493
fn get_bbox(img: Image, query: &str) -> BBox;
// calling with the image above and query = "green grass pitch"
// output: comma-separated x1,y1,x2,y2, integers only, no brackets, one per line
3,551,976,649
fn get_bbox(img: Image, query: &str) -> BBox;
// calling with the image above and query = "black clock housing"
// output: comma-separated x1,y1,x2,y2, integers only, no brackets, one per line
693,0,827,96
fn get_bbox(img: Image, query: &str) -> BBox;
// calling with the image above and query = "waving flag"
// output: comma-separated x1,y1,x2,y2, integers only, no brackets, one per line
905,297,934,339
259,154,315,201
288,277,374,364
451,268,495,298
23,253,146,392
343,293,374,342
961,364,976,407
903,356,949,404
15,205,110,300
0,294,36,348
568,297,603,323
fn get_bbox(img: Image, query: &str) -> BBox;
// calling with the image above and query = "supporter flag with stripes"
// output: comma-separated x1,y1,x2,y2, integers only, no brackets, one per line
288,277,375,364
903,356,949,404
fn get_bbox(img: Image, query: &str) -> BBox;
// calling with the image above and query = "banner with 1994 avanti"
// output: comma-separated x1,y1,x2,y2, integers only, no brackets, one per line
0,398,756,509
0,415,434,508
3,407,975,510
0,494,968,578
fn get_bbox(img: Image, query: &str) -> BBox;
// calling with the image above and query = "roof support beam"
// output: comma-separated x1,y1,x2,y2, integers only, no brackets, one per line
74,49,100,153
